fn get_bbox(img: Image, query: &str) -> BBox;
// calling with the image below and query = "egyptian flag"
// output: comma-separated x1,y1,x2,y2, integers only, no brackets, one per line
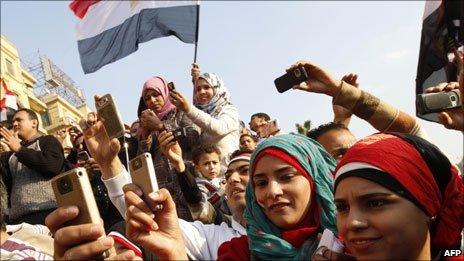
69,0,199,74
0,79,17,122
415,1,463,122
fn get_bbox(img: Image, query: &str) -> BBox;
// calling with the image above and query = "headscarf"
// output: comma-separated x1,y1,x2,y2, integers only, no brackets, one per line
244,133,337,260
139,76,176,120
334,133,464,252
194,73,232,117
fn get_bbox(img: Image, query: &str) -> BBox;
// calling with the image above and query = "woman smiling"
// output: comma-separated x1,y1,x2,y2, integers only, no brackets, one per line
218,134,338,259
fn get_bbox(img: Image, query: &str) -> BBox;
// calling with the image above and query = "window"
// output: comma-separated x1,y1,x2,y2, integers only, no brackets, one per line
5,58,15,76
40,112,51,127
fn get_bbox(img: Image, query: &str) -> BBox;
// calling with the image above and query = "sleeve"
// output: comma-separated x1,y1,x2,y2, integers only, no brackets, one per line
101,168,132,217
178,220,211,260
15,136,65,178
185,105,239,136
332,81,419,134
177,169,217,223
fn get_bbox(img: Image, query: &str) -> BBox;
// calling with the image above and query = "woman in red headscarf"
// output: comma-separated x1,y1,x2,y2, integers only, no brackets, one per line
332,133,463,260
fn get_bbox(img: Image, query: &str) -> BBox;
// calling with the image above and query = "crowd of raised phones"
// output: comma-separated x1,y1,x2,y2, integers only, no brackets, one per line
0,54,463,260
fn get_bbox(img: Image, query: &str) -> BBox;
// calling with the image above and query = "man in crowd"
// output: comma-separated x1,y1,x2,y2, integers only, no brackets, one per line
0,108,64,224
307,122,356,162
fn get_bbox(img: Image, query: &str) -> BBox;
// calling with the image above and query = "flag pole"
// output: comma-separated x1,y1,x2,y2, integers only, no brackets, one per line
193,2,200,63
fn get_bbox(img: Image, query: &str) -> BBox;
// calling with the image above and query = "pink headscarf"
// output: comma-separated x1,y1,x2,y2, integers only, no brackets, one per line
141,76,176,120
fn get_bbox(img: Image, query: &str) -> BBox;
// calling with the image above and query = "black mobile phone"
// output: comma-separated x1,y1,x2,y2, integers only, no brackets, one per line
77,151,90,162
274,66,309,93
167,82,176,91
416,89,461,115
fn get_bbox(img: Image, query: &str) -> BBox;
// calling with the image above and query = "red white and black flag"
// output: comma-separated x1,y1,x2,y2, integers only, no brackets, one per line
0,79,17,123
415,0,463,122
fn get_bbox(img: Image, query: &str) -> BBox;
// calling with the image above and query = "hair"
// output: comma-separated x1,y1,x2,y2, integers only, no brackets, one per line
192,145,222,165
0,178,7,231
250,112,270,122
307,122,350,140
14,108,39,129
230,148,254,159
240,133,258,142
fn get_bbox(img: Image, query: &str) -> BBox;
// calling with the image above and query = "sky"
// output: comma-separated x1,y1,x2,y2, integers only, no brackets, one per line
1,1,463,163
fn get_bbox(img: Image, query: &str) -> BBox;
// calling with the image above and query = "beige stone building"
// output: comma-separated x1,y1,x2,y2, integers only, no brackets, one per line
1,34,91,140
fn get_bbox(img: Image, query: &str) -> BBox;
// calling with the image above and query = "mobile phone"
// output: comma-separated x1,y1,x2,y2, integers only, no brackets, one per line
316,229,345,254
77,151,90,162
416,89,461,115
259,119,280,138
51,168,102,226
171,127,187,141
129,153,159,211
167,82,176,91
95,94,125,139
274,66,309,93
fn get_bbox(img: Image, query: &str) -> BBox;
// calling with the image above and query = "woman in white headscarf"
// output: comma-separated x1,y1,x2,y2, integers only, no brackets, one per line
170,72,240,170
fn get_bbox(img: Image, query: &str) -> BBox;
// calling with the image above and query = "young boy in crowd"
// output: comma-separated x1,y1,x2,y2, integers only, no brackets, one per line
192,145,227,208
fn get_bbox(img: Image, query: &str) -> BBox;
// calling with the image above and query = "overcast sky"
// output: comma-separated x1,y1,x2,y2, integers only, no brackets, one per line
1,1,462,162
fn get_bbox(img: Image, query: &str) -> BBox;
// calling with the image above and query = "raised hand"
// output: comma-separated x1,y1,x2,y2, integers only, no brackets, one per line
169,90,191,113
288,60,342,97
0,127,21,152
140,109,164,131
191,63,201,84
425,82,463,131
158,130,185,172
333,73,360,126
123,185,188,260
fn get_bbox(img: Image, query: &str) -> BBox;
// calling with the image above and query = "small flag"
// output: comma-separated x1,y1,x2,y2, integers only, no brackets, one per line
415,0,463,122
69,0,199,74
0,79,17,122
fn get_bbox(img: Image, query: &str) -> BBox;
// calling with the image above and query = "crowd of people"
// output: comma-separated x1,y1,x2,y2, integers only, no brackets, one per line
0,50,463,260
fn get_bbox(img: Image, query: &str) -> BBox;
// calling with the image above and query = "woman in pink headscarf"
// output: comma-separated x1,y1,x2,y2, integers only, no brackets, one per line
136,76,200,221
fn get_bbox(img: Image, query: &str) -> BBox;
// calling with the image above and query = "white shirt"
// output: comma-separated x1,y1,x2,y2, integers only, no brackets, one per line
102,169,246,260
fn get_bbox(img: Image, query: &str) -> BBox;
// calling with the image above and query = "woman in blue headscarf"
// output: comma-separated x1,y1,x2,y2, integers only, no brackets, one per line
218,133,338,260
170,71,240,170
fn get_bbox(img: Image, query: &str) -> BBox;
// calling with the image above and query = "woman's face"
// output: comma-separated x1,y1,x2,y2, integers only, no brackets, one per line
144,89,165,113
335,177,430,260
194,78,214,105
252,154,312,229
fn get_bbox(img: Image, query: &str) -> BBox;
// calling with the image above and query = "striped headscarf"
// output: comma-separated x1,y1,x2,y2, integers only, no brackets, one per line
194,73,232,117
244,133,337,260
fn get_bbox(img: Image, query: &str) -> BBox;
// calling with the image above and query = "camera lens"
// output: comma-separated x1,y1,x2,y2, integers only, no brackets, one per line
131,158,142,171
450,96,456,101
294,68,301,78
58,176,73,195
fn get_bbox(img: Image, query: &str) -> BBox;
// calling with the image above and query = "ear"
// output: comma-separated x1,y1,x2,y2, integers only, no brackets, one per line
32,119,38,129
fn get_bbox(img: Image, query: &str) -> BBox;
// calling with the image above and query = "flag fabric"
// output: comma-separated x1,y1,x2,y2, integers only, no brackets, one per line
0,79,17,122
415,0,463,122
69,0,199,74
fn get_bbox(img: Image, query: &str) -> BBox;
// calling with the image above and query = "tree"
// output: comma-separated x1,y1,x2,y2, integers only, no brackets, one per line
295,120,311,135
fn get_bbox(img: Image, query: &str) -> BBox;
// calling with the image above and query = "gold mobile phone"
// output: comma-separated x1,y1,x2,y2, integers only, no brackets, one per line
95,94,125,139
51,168,101,226
129,153,159,195
129,153,159,211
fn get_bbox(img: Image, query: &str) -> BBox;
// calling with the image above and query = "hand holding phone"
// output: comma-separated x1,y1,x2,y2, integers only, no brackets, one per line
168,82,176,91
274,66,309,93
51,168,102,227
129,153,160,212
416,89,461,115
316,229,345,254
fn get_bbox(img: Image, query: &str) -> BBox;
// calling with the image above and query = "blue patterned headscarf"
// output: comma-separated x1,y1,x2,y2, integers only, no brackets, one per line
194,73,232,117
244,133,337,260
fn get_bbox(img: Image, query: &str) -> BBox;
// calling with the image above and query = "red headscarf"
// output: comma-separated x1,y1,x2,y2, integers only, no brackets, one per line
335,133,463,250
